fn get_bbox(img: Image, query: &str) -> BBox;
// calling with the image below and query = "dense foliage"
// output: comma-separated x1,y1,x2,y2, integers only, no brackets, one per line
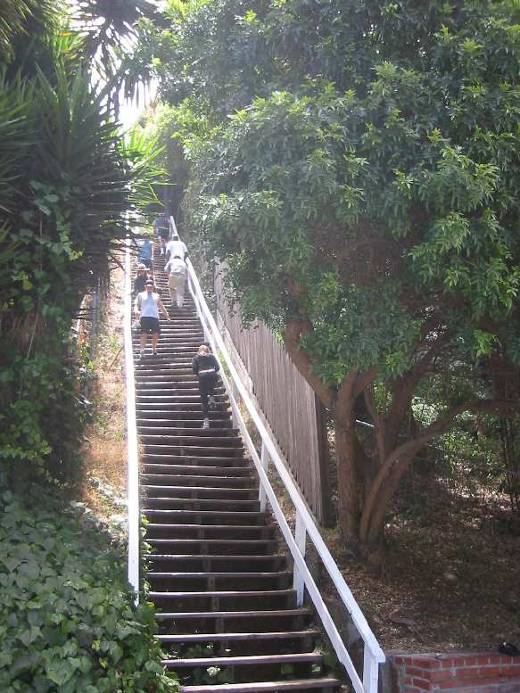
0,487,176,692
0,1,162,484
0,4,176,690
138,0,520,554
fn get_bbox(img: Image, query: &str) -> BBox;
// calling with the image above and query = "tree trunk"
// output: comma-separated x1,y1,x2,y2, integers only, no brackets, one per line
335,413,362,546
361,453,414,549
333,380,366,550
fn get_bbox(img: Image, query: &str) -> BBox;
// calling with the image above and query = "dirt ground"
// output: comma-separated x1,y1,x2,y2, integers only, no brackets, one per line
81,262,127,519
324,471,520,654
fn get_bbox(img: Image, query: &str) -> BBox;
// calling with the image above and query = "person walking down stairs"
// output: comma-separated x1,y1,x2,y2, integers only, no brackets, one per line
192,343,219,429
134,280,170,359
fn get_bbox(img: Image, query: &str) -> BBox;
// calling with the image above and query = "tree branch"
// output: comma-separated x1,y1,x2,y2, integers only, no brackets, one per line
359,397,517,542
283,319,334,408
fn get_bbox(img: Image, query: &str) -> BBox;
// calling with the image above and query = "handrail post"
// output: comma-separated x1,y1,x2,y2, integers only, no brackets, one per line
259,441,270,512
124,237,140,604
363,647,379,693
293,510,307,606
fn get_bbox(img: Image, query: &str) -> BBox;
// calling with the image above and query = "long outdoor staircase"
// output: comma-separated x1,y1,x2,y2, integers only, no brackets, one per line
132,250,342,692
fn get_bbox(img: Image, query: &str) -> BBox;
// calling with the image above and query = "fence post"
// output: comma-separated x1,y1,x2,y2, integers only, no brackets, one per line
293,510,307,606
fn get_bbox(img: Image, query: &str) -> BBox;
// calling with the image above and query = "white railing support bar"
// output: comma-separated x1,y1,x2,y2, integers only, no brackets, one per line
259,441,270,512
293,511,307,606
124,238,140,603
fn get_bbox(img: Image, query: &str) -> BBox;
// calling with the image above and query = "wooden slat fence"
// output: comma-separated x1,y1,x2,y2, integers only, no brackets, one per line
214,266,330,524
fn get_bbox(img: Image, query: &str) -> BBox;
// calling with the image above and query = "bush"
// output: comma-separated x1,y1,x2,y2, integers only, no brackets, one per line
0,488,178,692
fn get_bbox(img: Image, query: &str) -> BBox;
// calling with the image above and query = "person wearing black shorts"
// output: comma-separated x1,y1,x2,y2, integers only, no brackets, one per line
134,280,170,358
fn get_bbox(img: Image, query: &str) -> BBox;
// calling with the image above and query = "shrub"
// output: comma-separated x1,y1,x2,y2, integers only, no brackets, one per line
0,488,178,692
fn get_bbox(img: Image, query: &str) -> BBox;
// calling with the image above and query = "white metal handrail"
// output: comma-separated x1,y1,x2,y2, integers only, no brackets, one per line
124,238,140,602
185,256,386,693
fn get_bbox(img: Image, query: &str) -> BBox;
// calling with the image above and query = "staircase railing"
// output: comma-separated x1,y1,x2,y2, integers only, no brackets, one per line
124,238,140,602
184,251,386,693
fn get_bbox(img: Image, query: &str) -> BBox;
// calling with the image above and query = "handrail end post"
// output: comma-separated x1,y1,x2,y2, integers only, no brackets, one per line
363,647,380,693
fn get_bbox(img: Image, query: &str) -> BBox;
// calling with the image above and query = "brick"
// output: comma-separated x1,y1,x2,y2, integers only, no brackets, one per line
429,669,456,683
407,666,433,678
463,656,482,666
500,666,520,676
440,658,460,669
475,666,501,677
411,676,432,689
414,658,440,670
439,676,496,689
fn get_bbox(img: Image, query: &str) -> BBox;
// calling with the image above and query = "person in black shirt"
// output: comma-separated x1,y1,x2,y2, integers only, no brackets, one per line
192,344,220,429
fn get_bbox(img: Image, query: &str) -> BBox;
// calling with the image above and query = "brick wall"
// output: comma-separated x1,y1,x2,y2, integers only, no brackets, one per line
389,652,520,692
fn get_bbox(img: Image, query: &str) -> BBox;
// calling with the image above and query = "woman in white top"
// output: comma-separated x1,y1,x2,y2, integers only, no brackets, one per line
134,280,170,358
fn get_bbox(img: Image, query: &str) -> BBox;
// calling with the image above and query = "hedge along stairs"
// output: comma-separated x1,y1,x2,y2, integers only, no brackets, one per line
133,245,342,692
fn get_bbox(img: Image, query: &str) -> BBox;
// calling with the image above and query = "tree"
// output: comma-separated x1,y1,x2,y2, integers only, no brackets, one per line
0,0,163,481
147,0,520,557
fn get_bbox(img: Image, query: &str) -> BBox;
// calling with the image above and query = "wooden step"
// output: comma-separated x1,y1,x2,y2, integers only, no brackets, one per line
148,571,291,591
164,652,323,676
180,678,340,692
149,571,290,581
141,435,241,447
144,443,244,459
136,409,230,420
144,497,260,511
158,629,319,644
143,509,265,523
148,554,285,571
138,419,233,429
154,607,311,629
143,453,250,467
166,652,322,667
141,473,253,488
145,523,273,538
141,485,258,499
143,463,251,477
146,538,277,555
